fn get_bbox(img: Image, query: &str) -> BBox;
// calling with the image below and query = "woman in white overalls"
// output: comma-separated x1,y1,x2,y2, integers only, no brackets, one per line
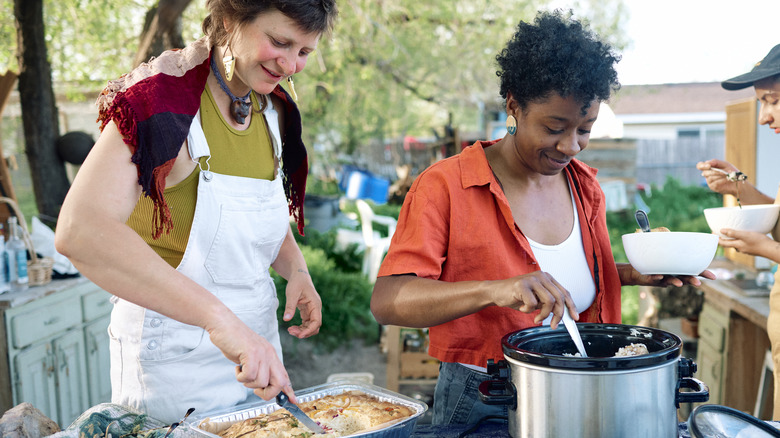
56,0,339,423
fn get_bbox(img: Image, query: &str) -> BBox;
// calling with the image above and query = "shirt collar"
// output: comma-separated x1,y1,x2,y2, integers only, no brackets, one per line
460,140,500,189
458,139,603,220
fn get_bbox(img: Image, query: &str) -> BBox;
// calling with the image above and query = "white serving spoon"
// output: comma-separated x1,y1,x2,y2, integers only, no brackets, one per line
562,311,588,357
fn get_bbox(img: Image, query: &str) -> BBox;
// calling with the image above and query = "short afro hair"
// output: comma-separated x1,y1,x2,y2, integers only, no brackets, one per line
496,10,620,114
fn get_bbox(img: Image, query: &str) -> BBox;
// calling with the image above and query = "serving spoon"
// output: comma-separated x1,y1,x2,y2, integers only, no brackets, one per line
562,310,588,357
710,167,747,182
635,209,651,232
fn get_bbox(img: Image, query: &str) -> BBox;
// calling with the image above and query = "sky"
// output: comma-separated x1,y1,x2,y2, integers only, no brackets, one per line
571,0,780,85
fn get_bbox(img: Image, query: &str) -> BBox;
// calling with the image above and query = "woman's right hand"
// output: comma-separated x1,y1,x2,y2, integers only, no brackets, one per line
696,159,741,196
491,271,578,329
205,309,297,403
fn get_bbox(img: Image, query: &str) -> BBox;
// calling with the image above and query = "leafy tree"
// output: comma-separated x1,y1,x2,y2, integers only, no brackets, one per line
293,0,630,156
133,0,195,67
0,0,627,218
3,0,200,224
12,0,69,226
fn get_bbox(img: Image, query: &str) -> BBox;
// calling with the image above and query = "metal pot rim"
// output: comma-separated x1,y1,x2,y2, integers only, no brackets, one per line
501,323,682,370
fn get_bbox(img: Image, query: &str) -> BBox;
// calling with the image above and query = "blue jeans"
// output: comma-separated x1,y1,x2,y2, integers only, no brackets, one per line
432,362,509,425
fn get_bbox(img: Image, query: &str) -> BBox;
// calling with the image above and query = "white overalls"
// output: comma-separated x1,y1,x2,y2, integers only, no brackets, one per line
108,102,290,423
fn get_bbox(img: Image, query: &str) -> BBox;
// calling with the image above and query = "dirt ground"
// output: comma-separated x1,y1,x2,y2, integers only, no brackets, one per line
279,330,436,423
279,330,389,389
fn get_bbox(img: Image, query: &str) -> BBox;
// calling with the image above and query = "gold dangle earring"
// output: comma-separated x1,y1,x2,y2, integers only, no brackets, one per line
222,45,235,81
506,115,517,135
286,76,299,102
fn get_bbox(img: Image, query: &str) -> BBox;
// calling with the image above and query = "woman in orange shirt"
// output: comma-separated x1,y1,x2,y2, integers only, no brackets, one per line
372,10,715,425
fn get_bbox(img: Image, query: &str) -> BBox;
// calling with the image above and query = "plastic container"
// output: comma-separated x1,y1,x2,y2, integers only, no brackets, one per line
341,166,390,204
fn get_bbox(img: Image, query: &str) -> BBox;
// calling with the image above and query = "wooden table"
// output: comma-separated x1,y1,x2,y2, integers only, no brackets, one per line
697,258,773,416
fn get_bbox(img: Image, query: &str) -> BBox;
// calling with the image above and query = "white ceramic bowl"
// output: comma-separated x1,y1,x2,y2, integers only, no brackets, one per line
622,232,719,276
703,204,780,236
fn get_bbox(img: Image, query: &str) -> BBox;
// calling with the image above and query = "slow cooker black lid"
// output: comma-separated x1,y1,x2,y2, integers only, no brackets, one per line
502,323,681,370
688,405,780,437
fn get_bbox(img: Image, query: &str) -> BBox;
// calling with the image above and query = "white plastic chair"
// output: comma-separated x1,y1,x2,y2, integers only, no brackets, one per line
356,199,397,283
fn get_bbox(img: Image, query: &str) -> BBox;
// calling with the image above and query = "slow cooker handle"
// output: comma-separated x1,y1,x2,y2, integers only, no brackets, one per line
676,377,709,408
478,380,517,409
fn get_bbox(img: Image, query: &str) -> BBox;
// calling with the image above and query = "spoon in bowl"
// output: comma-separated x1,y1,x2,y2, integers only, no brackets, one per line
635,209,651,233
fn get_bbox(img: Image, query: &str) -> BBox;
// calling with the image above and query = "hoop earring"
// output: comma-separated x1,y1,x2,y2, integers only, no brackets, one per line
222,45,235,82
506,115,517,136
287,76,298,102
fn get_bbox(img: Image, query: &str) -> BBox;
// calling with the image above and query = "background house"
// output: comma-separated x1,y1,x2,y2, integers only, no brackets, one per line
607,82,756,188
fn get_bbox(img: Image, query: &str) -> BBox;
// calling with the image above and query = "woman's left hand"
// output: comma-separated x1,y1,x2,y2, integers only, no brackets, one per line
618,263,717,288
718,228,777,259
282,268,322,338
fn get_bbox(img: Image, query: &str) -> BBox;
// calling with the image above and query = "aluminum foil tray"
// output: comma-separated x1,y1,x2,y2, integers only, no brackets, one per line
187,381,428,438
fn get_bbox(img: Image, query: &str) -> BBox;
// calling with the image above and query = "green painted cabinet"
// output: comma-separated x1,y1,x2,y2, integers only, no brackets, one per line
84,315,111,406
1,278,112,427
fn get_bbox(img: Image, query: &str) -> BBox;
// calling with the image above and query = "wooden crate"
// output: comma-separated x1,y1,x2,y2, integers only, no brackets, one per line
385,325,440,392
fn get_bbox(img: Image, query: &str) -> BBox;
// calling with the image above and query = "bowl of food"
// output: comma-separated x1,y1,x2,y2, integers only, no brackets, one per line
703,204,780,236
622,230,718,276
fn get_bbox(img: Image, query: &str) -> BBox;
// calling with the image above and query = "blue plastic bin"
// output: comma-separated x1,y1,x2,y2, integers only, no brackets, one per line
341,166,390,204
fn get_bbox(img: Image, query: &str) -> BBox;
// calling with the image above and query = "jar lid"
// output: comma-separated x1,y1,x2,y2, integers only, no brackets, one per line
688,405,780,437
501,323,681,370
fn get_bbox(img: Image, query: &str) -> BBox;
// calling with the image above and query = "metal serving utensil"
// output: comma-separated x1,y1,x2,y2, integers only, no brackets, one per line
562,311,588,357
276,392,326,434
635,209,651,233
711,167,748,182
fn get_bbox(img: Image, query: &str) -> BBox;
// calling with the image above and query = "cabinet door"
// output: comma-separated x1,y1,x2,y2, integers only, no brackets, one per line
14,342,58,424
84,315,111,406
697,341,724,405
54,329,90,427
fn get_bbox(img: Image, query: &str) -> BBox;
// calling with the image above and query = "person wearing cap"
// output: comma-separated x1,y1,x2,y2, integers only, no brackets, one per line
697,42,780,419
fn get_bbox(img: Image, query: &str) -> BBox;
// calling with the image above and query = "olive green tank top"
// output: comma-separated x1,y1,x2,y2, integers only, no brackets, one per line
126,85,275,267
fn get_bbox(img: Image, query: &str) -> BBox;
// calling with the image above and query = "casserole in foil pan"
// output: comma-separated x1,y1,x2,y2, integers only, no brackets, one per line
188,381,428,438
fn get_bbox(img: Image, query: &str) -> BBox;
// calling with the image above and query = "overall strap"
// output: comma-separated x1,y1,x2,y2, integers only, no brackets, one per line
187,110,211,162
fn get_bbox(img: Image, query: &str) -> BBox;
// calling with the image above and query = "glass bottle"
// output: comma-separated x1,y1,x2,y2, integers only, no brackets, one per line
6,217,28,292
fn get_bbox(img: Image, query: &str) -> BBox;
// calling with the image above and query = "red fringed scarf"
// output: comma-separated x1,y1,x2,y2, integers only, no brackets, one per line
96,37,308,239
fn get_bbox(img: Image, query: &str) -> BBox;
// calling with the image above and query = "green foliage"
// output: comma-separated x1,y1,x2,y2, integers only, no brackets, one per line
369,202,403,219
2,0,628,153
620,286,640,325
306,176,341,197
295,228,364,274
0,0,208,92
640,177,723,233
273,230,377,351
293,0,630,151
606,177,723,324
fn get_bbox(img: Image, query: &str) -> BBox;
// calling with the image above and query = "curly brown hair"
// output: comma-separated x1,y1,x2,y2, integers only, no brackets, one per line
202,0,339,47
496,10,620,115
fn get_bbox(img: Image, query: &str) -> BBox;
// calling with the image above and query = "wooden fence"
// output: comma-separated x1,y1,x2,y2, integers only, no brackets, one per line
342,135,726,205
635,136,725,188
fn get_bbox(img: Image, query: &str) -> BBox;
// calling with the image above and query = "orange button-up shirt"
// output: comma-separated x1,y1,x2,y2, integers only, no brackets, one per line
377,140,622,367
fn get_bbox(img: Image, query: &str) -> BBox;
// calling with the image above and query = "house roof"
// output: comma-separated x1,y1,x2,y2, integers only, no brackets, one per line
609,82,755,115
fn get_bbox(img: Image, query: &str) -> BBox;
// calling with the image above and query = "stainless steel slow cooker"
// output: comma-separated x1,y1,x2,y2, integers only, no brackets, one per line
478,323,709,438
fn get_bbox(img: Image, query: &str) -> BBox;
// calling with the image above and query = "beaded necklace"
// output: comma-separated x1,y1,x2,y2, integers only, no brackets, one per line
210,54,252,124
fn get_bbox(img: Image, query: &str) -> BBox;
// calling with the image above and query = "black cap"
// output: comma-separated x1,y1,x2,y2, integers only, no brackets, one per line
722,44,780,90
